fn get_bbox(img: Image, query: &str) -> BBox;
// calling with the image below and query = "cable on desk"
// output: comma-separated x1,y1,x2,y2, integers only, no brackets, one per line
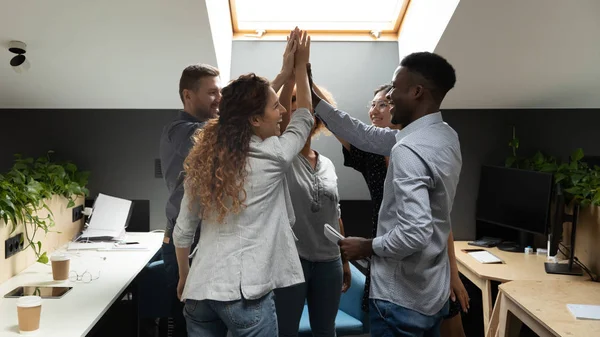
558,242,598,282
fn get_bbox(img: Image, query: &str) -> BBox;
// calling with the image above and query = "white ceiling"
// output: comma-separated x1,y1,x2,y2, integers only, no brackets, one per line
1,0,599,109
0,0,218,109
437,0,600,109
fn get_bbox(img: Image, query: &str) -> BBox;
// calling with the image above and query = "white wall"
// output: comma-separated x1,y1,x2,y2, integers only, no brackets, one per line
397,0,460,61
436,0,600,109
0,0,218,109
205,0,233,82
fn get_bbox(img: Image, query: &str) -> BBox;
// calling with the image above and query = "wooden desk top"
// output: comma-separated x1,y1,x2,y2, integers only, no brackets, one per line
500,280,600,337
455,241,588,283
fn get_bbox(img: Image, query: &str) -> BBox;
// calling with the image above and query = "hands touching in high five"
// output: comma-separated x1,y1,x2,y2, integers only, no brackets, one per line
293,28,312,111
274,27,311,102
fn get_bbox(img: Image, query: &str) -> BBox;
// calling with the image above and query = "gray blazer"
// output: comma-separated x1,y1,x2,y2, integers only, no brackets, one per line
173,108,314,302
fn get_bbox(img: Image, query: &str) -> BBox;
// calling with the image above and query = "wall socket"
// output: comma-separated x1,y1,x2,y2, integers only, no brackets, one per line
4,233,24,259
72,205,84,222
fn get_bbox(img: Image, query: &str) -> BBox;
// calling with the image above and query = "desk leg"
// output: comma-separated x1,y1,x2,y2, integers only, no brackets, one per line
485,292,502,337
498,292,554,337
482,280,493,332
457,264,490,336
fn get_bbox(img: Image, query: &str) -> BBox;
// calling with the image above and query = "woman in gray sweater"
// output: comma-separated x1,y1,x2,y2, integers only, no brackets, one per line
274,81,351,337
173,29,313,337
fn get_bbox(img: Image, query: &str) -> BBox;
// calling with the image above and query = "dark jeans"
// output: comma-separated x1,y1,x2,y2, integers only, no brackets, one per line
162,230,187,337
274,257,343,337
163,227,200,337
369,299,449,337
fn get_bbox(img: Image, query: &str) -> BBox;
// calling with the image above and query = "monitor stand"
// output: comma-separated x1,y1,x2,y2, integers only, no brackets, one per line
498,232,532,253
544,262,583,276
497,241,523,252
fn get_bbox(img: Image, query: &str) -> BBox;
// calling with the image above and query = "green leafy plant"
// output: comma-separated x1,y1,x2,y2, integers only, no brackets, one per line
505,127,600,207
0,151,89,263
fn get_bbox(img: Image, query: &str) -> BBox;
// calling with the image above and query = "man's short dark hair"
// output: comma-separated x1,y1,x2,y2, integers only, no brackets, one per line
374,84,393,97
179,64,220,103
400,52,456,101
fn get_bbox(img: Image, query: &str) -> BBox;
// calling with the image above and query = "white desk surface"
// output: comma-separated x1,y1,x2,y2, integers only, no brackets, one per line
0,232,163,337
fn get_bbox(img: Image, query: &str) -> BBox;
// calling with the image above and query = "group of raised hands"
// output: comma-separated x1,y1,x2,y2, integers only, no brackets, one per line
278,27,316,113
280,27,311,82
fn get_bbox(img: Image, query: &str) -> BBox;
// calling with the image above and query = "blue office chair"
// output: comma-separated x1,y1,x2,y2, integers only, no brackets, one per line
298,263,369,336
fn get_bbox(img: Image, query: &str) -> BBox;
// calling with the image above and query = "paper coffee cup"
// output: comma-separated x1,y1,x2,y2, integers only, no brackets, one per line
50,254,70,281
16,296,42,335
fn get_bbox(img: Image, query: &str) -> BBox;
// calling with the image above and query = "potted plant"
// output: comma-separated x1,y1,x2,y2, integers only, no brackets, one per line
0,151,89,263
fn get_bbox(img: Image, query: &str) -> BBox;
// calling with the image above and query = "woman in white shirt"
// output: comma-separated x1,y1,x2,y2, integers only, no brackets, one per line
173,29,313,337
274,81,351,337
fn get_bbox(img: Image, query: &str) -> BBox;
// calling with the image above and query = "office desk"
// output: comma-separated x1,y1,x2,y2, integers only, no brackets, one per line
493,280,600,337
0,232,163,337
454,241,588,334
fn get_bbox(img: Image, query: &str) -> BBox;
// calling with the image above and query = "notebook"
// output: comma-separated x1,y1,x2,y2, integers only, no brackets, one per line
468,250,503,264
567,304,600,320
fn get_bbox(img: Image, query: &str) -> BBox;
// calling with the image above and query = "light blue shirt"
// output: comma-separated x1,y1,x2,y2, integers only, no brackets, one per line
315,100,462,316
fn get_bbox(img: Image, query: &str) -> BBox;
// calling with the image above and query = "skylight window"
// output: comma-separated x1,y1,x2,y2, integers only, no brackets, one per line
230,0,410,39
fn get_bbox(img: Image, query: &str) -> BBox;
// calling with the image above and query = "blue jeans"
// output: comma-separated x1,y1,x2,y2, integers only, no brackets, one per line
184,292,278,337
275,257,343,337
369,299,449,337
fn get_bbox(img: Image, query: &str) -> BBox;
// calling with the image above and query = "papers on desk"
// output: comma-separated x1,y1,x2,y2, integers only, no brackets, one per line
567,304,600,320
68,242,110,250
79,193,132,240
68,242,148,251
468,250,503,264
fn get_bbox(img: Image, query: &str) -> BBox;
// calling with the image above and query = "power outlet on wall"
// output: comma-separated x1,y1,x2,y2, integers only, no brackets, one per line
72,205,84,222
4,233,24,259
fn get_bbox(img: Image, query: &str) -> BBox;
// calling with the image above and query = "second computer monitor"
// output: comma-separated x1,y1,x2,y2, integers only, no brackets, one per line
476,165,554,239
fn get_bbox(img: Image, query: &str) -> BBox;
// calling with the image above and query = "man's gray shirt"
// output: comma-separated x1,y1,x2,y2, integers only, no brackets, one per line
315,100,462,316
159,111,205,233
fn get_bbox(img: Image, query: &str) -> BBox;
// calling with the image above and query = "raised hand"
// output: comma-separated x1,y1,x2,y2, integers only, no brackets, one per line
295,30,311,66
281,28,299,80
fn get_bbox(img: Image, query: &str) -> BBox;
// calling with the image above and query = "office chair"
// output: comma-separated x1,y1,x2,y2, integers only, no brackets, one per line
298,262,369,336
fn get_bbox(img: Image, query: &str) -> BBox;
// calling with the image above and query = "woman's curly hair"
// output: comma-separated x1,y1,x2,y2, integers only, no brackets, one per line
184,73,271,223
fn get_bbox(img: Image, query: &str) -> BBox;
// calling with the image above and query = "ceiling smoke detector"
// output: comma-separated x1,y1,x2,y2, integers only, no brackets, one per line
8,40,30,73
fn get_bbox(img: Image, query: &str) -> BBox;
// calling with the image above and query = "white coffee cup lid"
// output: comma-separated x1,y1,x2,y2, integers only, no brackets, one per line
50,254,70,262
16,296,41,308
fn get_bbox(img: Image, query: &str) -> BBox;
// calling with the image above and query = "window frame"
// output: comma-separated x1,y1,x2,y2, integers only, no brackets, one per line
229,0,411,41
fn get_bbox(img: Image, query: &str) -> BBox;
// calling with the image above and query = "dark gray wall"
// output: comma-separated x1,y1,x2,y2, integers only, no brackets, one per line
2,109,599,238
0,109,178,231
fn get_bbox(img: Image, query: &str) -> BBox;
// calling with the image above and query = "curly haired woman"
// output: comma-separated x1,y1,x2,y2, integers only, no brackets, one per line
172,28,313,337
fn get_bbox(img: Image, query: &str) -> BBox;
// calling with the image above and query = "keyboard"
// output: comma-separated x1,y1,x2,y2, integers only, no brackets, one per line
468,251,503,264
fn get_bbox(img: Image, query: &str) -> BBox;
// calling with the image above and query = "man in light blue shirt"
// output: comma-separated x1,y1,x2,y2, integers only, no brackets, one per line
311,52,462,337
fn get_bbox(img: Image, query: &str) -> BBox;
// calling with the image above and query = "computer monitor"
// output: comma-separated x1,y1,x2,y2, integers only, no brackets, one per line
476,165,554,252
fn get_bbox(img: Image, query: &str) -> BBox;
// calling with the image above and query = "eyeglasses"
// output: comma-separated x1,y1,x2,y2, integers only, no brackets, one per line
368,100,394,112
69,270,100,283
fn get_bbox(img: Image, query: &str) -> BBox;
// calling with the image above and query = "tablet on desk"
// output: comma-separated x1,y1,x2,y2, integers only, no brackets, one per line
4,286,73,299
